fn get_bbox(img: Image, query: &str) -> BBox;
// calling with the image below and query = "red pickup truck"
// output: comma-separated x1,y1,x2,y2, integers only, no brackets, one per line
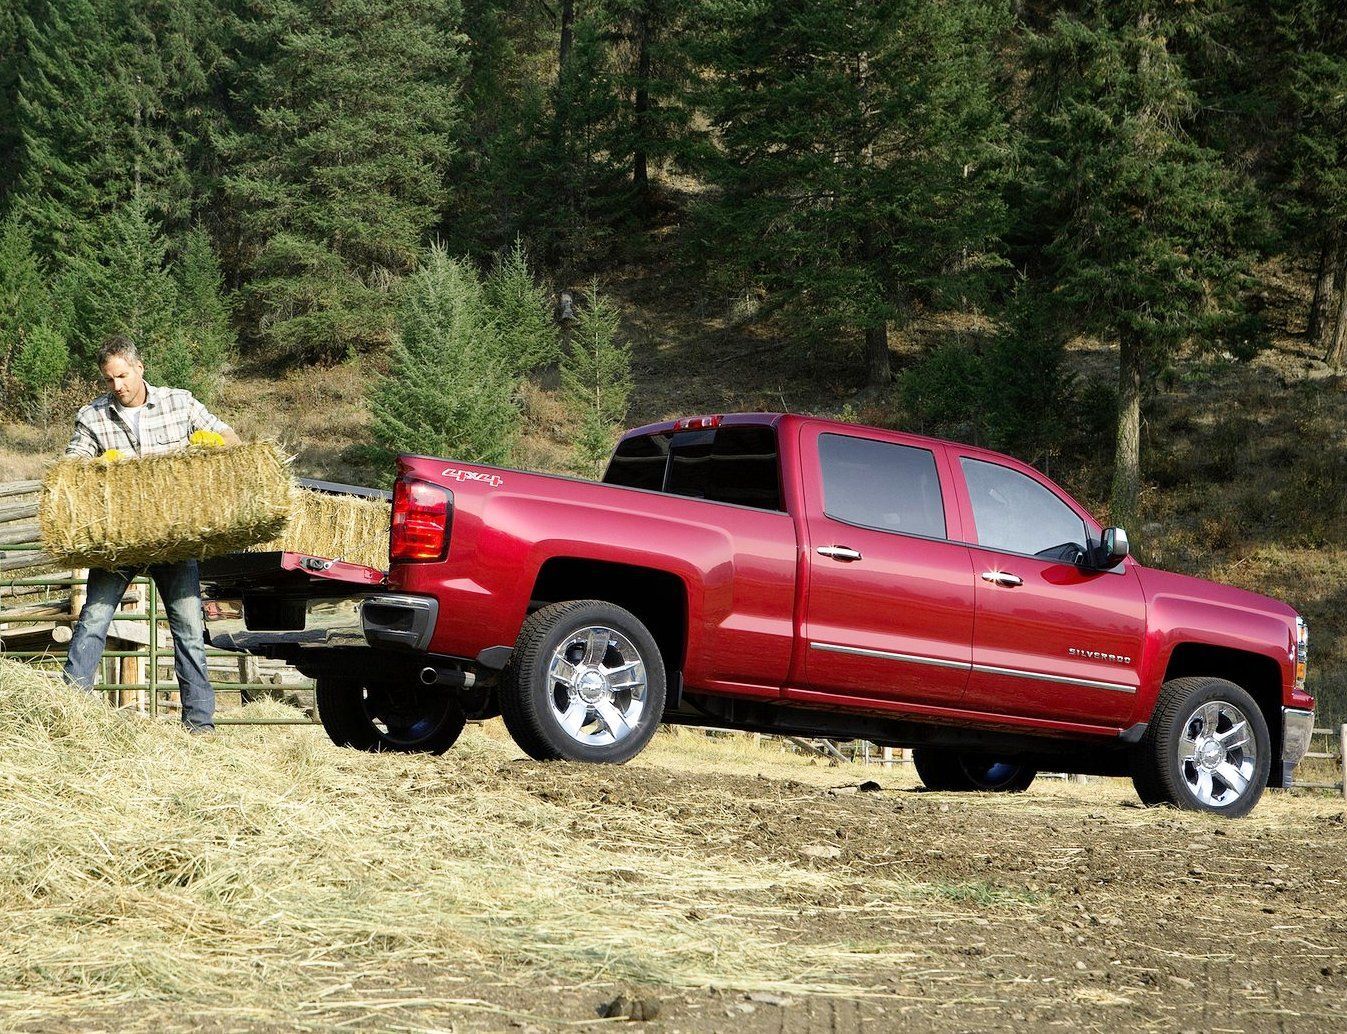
202,413,1315,818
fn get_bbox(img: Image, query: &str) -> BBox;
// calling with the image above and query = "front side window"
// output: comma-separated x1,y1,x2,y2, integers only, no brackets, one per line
961,458,1088,559
819,434,946,539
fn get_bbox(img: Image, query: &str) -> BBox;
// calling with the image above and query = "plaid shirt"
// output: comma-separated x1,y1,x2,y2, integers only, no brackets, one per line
65,383,232,459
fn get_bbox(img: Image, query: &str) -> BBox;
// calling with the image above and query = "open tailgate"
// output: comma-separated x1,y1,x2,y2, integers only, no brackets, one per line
200,550,435,660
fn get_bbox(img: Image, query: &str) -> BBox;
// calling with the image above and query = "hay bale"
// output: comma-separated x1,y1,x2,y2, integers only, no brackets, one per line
251,488,390,570
39,442,294,569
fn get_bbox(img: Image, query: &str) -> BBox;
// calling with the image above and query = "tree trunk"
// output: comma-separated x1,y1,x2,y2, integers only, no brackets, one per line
558,0,575,77
865,324,890,388
1308,234,1337,348
632,3,651,209
1109,336,1143,530
1326,256,1347,368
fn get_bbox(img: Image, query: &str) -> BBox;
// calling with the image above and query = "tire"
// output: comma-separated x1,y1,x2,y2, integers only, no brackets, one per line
912,747,1037,793
1132,677,1270,818
499,600,666,762
316,676,466,755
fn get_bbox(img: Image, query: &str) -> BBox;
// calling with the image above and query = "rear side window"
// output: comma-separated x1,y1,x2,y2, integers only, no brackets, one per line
605,432,670,491
961,458,1088,558
604,425,783,511
818,434,946,539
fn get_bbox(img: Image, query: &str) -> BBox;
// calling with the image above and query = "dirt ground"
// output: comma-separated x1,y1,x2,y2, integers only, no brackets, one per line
2,675,1346,1033
432,773,1345,1030
237,730,1347,1032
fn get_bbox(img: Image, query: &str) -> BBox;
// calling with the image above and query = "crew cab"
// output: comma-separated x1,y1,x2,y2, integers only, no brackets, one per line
201,414,1316,817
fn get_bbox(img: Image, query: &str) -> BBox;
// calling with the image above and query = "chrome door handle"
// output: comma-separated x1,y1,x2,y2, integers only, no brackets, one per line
817,546,863,563
981,571,1023,587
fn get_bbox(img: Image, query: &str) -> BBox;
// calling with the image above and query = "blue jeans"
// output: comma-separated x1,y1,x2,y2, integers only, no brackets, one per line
63,560,216,730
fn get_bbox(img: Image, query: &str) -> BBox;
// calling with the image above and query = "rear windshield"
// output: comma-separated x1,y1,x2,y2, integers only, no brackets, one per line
603,424,784,511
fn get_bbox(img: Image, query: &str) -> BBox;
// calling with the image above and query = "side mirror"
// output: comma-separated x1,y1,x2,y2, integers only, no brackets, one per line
1094,527,1129,569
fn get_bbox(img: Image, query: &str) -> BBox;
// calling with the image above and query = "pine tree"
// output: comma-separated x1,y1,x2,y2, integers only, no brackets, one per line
608,0,696,215
368,244,520,466
0,212,51,381
10,0,119,262
559,283,630,477
222,0,466,360
1265,2,1347,363
64,196,180,370
171,226,235,402
0,1,23,209
1022,3,1262,527
551,8,628,243
445,0,556,257
103,0,211,233
688,0,1009,387
484,238,560,375
9,0,216,266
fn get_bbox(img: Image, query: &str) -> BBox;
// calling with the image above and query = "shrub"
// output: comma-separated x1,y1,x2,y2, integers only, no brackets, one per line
13,322,70,415
898,342,987,443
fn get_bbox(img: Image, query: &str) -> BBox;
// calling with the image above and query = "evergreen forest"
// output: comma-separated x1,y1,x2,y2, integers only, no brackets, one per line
1,0,1345,529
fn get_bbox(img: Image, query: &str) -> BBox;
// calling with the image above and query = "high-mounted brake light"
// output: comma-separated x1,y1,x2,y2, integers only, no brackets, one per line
675,415,722,431
391,479,452,562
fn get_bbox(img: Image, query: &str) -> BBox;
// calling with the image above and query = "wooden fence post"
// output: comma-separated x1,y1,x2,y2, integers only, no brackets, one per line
1340,725,1346,802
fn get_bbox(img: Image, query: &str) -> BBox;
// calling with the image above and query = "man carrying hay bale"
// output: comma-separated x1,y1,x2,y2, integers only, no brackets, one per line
59,335,241,732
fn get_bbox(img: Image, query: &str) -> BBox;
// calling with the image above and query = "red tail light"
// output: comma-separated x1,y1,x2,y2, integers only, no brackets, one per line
391,479,452,562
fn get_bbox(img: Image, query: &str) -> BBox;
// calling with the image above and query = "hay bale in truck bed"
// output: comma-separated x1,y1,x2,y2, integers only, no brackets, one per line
250,488,390,570
38,442,294,568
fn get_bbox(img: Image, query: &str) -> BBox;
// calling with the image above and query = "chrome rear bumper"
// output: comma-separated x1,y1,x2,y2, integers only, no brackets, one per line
206,592,438,655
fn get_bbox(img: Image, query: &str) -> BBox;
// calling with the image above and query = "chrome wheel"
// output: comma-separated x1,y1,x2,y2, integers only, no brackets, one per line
1177,700,1257,808
546,625,648,746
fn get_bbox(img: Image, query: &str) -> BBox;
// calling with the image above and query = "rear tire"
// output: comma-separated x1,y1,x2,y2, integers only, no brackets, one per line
912,748,1037,793
316,677,466,755
1132,677,1269,817
500,600,666,762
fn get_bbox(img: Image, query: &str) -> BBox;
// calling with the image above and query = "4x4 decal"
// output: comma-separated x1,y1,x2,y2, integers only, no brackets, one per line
441,467,504,488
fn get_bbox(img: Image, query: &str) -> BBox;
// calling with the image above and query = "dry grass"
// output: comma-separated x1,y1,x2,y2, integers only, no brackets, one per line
37,443,293,568
0,660,934,1029
2,660,1344,1031
217,360,381,485
251,487,390,569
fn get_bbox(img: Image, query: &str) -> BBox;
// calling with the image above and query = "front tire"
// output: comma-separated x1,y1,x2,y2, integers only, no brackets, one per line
1132,677,1270,817
500,600,666,762
912,748,1037,792
316,677,466,755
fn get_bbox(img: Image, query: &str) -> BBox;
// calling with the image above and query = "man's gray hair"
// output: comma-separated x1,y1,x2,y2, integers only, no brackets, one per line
96,334,141,368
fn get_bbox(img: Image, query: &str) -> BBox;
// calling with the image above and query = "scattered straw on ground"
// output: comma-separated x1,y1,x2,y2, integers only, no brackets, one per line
251,488,390,569
0,660,909,1030
38,443,293,568
3,659,1344,1031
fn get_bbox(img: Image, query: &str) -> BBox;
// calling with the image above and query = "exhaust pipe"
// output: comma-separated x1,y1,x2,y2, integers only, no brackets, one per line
420,666,476,690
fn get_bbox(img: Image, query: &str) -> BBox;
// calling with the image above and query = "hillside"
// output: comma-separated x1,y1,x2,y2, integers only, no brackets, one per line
2,251,1344,722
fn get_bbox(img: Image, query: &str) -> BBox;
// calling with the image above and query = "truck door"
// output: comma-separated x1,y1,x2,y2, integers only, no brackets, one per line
797,428,975,707
954,454,1147,725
